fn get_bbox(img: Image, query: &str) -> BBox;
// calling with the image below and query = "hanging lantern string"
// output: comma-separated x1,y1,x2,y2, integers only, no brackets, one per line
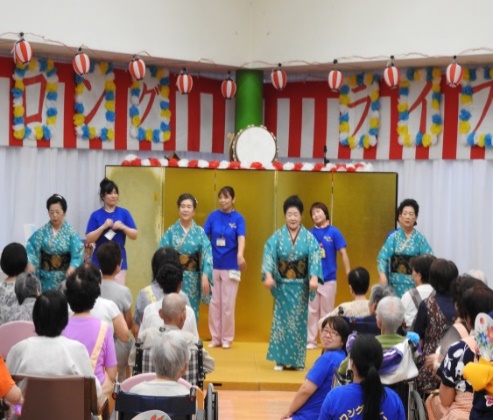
2,30,493,76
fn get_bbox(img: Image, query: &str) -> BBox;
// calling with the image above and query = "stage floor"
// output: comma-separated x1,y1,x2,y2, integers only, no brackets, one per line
203,341,321,392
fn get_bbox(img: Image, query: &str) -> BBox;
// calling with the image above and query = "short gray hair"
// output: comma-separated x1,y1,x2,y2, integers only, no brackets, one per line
376,296,405,333
15,272,41,304
152,330,190,380
369,284,395,307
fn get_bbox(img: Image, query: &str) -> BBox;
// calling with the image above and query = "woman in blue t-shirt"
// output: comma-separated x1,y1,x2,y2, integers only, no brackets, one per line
319,334,405,420
203,186,246,349
86,178,138,285
281,316,350,420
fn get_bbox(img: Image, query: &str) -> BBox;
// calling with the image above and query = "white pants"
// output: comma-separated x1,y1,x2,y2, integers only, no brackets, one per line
307,281,337,346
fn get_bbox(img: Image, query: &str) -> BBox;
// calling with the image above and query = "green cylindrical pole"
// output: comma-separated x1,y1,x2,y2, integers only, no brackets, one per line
235,70,263,132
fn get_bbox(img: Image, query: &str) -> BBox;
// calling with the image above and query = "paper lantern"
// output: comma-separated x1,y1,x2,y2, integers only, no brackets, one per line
129,56,146,81
72,50,90,76
13,37,32,65
221,73,237,99
176,69,193,94
271,64,287,91
446,60,463,87
328,70,344,91
383,64,400,88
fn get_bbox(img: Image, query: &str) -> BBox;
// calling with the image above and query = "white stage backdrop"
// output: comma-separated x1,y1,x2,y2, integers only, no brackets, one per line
0,146,491,287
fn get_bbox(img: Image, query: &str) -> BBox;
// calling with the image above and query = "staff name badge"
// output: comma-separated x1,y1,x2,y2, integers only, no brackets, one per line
320,246,326,259
216,238,226,247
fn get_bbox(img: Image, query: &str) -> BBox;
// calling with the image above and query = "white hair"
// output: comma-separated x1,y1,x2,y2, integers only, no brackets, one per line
466,269,487,285
152,330,190,380
376,296,405,333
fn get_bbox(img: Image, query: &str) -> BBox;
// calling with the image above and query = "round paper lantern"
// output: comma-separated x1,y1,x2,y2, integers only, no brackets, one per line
383,64,400,88
446,62,463,87
13,38,32,65
176,69,193,94
129,57,146,81
221,75,237,99
271,64,287,91
72,51,90,76
328,70,344,91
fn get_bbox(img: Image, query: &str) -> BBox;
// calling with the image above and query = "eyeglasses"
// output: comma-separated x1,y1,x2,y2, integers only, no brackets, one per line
321,328,340,337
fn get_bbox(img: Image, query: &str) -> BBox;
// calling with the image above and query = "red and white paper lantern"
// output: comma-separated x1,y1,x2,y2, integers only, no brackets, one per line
446,62,463,87
129,57,146,81
383,64,400,88
72,51,91,76
271,64,287,91
13,38,32,65
221,75,237,99
327,70,344,91
176,69,193,94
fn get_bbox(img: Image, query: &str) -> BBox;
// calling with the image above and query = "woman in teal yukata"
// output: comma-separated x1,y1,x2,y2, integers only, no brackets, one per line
26,194,84,292
377,198,433,298
262,195,323,371
158,193,213,323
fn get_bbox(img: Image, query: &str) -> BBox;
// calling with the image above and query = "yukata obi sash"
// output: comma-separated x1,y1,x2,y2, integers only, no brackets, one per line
40,249,70,271
278,257,308,279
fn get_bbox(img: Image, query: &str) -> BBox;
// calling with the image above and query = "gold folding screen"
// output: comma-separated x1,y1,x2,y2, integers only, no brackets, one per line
106,166,397,342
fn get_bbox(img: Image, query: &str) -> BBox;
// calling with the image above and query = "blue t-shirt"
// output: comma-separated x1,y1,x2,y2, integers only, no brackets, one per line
319,383,405,420
86,206,137,270
309,225,347,282
203,209,246,270
293,349,346,420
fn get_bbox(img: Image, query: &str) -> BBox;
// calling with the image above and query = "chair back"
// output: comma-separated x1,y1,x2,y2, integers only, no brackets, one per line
0,321,36,359
115,388,197,420
12,375,100,420
121,373,157,392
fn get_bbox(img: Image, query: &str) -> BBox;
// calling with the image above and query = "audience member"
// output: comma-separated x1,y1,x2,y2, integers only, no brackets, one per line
0,243,28,325
133,247,191,336
0,355,22,406
282,316,350,419
135,293,214,385
7,290,102,401
401,254,436,330
63,263,117,397
130,330,190,397
413,258,458,393
139,262,198,339
430,287,493,419
97,241,134,381
319,335,405,420
466,268,487,285
5,272,40,322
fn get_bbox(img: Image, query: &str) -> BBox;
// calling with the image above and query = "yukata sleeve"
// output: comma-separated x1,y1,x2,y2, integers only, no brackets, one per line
419,233,433,255
26,228,42,269
158,226,173,249
199,228,213,284
377,235,394,275
68,228,84,268
261,233,278,281
307,231,323,285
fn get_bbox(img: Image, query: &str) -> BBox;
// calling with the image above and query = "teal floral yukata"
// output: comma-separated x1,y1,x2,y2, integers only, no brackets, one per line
158,220,213,323
262,225,323,369
26,221,84,292
377,227,433,298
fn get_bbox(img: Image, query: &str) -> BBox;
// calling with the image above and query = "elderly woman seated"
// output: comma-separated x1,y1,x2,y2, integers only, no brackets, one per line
130,330,190,397
4,273,41,322
0,243,28,325
7,291,100,395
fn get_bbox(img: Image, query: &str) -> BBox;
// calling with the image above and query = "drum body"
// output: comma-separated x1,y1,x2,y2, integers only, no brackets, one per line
230,126,278,164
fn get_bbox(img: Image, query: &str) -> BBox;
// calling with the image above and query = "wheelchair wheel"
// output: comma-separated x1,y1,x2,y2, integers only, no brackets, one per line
408,389,427,420
206,383,218,420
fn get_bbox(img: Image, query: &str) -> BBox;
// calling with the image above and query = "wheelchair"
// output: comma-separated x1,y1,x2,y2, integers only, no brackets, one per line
114,382,218,420
133,339,206,390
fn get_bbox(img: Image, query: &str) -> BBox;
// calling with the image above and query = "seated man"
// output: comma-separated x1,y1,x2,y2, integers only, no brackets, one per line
319,267,370,328
338,296,417,384
135,293,215,385
139,262,198,339
130,330,190,397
